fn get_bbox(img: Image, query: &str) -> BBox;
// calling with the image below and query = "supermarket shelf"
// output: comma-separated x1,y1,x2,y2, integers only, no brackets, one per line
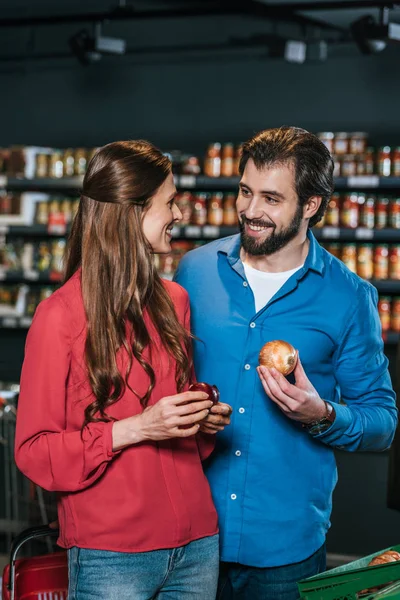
370,280,400,293
3,224,400,242
1,176,83,191
1,313,398,344
313,227,400,242
2,175,400,192
0,271,62,284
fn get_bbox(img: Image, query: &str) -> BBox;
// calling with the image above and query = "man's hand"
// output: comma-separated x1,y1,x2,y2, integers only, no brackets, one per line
199,402,232,434
257,354,326,424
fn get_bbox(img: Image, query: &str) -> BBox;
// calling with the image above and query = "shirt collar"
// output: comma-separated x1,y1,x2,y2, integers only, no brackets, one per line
218,230,325,276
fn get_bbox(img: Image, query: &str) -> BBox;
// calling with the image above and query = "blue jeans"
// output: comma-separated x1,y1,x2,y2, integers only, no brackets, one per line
67,534,219,600
217,543,326,600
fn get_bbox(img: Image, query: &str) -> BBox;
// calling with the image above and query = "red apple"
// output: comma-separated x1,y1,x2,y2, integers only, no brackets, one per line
189,382,220,405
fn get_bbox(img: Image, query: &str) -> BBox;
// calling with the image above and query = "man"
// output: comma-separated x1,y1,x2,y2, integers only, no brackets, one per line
174,126,397,600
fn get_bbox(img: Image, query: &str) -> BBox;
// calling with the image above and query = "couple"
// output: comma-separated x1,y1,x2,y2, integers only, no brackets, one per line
15,128,397,600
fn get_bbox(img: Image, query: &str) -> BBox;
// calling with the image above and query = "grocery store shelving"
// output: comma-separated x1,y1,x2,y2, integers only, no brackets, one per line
0,271,62,284
2,175,400,192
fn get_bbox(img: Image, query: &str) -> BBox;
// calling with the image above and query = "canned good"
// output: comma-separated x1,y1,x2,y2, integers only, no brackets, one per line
374,245,389,279
325,193,340,227
334,132,349,155
390,197,400,229
192,193,208,225
378,146,391,177
375,196,389,229
221,143,234,177
359,193,375,229
357,245,373,280
391,297,400,332
341,244,357,273
341,193,359,229
389,245,400,280
204,143,221,178
378,296,391,332
208,192,224,226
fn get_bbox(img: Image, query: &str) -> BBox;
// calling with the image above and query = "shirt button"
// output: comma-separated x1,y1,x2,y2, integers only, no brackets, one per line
239,407,245,414
243,281,248,287
250,322,256,328
235,450,241,456
244,364,251,370
231,494,237,500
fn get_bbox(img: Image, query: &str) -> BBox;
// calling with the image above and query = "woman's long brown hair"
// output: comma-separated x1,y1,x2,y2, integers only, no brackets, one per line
64,140,192,426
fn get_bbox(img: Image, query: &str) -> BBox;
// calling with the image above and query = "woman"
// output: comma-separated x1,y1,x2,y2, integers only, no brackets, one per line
15,140,230,599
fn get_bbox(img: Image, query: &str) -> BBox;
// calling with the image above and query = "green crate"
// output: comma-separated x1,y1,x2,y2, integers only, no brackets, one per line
298,545,400,600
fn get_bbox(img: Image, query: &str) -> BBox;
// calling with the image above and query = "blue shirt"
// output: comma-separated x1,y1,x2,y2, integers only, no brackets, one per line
174,231,397,568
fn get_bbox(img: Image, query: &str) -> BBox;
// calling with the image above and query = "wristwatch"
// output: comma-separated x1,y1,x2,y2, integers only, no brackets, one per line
302,401,336,436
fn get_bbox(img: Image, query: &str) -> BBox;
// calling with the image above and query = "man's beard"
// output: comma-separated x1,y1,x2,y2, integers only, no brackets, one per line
239,203,303,256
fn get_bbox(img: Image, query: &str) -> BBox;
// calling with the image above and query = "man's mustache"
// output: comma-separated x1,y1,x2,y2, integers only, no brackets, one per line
240,216,276,229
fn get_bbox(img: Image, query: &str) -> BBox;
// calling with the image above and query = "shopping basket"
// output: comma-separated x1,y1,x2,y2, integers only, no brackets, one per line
298,544,400,600
2,525,68,600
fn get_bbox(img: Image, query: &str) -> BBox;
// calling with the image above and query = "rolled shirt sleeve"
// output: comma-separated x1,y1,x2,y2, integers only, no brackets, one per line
15,296,120,493
314,285,397,451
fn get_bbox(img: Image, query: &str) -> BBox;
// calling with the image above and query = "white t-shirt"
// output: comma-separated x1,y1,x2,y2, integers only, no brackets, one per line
243,261,304,314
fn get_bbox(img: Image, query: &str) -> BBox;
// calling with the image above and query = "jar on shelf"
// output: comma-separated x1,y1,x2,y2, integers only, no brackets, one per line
48,151,63,178
192,193,208,225
359,193,375,229
391,297,400,332
341,155,357,177
364,147,375,175
204,143,221,178
325,243,341,259
63,149,75,177
221,143,234,177
341,193,359,229
223,193,238,226
35,201,49,225
74,149,87,176
378,146,391,177
341,244,357,273
231,145,242,177
334,132,349,155
182,156,201,175
375,195,389,229
349,132,368,155
35,153,49,178
374,245,389,279
325,193,340,227
357,245,374,280
208,192,224,226
317,132,334,154
389,245,400,280
392,147,400,177
60,199,73,224
378,296,391,332
175,191,193,225
390,197,400,229
332,157,341,178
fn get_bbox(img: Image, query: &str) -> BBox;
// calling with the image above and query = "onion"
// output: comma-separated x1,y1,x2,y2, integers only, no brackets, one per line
258,340,298,376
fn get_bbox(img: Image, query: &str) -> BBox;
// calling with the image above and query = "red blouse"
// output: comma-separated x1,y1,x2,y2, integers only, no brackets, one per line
15,272,218,552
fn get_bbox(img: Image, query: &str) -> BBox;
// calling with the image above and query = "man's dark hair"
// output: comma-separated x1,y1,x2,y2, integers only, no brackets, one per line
239,127,334,228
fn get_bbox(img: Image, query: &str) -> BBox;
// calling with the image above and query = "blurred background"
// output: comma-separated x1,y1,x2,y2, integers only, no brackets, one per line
0,0,400,570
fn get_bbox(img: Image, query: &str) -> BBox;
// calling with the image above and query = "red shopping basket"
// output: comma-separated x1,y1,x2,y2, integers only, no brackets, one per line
2,525,68,600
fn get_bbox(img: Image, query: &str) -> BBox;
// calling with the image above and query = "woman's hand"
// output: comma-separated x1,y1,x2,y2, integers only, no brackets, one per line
112,391,213,449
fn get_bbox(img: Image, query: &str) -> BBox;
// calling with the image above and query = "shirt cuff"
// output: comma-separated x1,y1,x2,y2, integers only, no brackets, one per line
103,420,122,459
310,401,352,443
